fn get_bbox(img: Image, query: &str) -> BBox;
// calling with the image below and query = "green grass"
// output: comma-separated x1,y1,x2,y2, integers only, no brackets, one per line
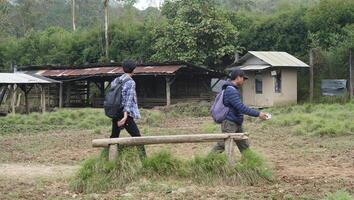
263,102,354,136
201,122,219,133
325,190,353,200
0,108,167,135
162,102,211,118
71,148,273,193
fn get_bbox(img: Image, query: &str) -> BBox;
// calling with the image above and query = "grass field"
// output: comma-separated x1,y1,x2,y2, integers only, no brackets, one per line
0,102,353,199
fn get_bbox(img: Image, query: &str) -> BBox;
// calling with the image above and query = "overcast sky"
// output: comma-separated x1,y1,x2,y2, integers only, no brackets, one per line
134,0,164,10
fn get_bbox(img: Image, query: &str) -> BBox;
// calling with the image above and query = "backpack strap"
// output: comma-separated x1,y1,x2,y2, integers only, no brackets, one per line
112,77,131,89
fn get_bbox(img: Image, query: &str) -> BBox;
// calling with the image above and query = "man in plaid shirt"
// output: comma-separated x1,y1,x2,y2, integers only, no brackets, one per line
110,60,146,158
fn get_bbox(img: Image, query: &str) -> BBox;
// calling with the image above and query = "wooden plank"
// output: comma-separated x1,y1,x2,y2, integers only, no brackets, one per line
93,133,247,147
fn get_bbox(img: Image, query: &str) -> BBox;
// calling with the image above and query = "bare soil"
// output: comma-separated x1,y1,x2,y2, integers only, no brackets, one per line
0,116,353,199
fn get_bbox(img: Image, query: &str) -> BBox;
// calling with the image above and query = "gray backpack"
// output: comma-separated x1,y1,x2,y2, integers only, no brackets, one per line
104,78,129,118
210,89,229,124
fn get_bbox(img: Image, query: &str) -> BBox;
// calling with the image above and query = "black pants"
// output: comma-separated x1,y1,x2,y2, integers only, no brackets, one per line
111,115,146,158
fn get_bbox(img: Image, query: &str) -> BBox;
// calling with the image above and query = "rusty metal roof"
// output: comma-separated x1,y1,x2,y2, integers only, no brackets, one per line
36,65,184,78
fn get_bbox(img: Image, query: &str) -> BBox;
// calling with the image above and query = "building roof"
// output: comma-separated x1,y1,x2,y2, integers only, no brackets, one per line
29,64,222,78
238,51,309,68
0,73,61,84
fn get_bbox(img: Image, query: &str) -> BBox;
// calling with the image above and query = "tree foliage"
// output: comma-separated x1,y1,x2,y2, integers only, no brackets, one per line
152,0,239,69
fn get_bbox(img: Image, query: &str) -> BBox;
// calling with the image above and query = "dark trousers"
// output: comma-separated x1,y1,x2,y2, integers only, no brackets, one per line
212,120,249,153
111,115,146,158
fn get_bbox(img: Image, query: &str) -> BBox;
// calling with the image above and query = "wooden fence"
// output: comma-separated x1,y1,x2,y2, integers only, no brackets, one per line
92,133,248,164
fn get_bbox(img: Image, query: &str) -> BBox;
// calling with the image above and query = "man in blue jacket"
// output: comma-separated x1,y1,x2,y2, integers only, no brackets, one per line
212,69,268,153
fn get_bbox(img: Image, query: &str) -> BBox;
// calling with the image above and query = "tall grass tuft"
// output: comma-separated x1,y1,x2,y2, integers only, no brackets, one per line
264,102,354,137
71,147,142,193
235,150,273,185
189,153,230,183
142,151,186,176
325,190,353,200
72,149,273,193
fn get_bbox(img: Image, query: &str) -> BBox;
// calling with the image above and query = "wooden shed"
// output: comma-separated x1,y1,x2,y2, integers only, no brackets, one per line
21,63,223,108
0,73,62,114
228,51,309,107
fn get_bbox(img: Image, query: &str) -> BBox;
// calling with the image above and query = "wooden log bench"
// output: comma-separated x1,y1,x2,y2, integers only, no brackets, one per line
92,133,248,164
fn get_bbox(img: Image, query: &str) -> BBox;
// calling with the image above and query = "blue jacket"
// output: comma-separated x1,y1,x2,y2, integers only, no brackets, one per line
222,82,260,125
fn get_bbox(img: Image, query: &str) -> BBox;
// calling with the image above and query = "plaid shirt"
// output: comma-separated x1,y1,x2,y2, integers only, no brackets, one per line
112,74,141,119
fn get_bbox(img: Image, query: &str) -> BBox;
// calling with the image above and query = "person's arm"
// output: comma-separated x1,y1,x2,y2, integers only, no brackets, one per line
225,87,260,117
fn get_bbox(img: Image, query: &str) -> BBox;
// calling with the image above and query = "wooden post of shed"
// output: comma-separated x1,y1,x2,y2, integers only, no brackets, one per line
350,49,353,99
166,77,175,106
86,80,90,106
11,84,17,114
19,84,33,114
59,82,63,108
40,85,46,113
309,49,314,103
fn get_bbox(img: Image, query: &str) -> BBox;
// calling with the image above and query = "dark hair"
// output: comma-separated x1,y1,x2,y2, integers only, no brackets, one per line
230,69,248,80
122,60,137,73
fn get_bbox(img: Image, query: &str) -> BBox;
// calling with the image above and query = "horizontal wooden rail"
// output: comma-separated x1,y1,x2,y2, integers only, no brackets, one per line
93,133,248,163
92,133,247,147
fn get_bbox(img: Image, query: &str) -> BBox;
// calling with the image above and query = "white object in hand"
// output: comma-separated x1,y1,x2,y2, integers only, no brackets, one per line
266,113,272,120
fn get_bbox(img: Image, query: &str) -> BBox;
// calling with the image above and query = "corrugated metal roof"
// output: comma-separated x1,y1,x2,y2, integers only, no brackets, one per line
36,65,184,78
241,51,309,67
241,65,271,71
0,73,61,84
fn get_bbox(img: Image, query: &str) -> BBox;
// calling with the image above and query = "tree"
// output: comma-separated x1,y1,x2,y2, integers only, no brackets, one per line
152,0,239,69
104,0,109,60
72,0,76,31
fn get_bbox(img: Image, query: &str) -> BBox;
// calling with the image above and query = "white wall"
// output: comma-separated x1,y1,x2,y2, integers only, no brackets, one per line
242,68,298,107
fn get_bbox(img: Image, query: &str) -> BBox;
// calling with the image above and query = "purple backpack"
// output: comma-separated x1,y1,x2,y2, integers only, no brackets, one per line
210,89,229,124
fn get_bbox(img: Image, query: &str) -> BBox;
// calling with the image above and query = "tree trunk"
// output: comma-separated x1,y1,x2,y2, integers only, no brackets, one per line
104,0,109,60
350,49,353,99
309,49,314,102
72,0,76,31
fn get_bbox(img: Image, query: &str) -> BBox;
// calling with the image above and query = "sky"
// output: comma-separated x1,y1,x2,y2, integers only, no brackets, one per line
134,0,164,10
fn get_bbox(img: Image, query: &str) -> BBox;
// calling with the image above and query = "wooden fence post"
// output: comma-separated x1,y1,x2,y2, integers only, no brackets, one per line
224,137,235,165
108,144,118,161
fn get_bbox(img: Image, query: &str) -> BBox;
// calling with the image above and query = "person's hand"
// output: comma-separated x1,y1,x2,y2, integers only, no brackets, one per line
117,117,127,127
259,112,268,120
117,112,128,127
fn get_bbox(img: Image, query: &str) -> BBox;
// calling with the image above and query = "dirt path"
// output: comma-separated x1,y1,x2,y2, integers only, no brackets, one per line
0,163,79,179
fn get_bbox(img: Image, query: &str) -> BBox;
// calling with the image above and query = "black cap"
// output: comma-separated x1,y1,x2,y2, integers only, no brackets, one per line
230,69,249,80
